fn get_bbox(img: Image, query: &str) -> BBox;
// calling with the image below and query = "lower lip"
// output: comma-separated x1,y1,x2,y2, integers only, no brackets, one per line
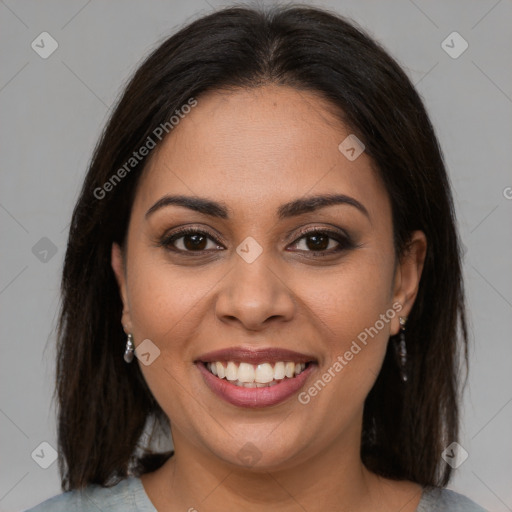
196,362,316,408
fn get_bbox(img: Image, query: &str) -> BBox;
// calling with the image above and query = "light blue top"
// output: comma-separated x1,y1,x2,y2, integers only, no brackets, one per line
24,476,488,511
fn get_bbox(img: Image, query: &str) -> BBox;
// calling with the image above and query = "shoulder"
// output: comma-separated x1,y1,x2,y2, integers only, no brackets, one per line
23,476,156,512
417,487,488,512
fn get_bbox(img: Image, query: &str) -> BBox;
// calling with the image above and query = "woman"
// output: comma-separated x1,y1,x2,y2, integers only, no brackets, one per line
26,4,487,511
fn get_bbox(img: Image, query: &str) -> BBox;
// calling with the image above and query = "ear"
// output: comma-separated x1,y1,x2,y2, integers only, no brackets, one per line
111,242,133,334
390,230,427,335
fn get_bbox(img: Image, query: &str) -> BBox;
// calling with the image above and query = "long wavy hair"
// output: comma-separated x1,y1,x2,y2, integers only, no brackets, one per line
54,3,468,491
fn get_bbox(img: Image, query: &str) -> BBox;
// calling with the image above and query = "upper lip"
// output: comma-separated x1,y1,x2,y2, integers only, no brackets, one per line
196,347,317,365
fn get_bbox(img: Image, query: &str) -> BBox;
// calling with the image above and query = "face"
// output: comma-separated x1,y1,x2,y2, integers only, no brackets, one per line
112,85,426,471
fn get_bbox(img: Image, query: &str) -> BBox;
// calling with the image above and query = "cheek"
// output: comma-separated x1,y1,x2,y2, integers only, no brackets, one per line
300,253,395,344
126,251,217,343
296,251,396,401
125,253,225,415
125,258,213,433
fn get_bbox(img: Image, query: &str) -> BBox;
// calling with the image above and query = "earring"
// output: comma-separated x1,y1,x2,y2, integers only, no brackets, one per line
124,333,135,363
395,316,408,382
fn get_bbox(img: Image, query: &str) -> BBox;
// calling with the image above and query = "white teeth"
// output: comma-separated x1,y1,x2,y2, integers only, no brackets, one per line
216,362,225,379
285,361,295,378
274,361,285,380
205,360,309,385
237,362,255,383
255,363,274,383
225,361,238,381
240,381,256,388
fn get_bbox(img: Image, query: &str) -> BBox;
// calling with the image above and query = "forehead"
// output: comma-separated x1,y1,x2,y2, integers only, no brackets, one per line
133,85,389,224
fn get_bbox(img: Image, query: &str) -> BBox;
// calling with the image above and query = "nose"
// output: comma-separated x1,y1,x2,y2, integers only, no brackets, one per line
214,251,296,331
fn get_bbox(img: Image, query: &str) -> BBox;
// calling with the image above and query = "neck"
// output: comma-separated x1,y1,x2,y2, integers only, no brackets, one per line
141,419,399,512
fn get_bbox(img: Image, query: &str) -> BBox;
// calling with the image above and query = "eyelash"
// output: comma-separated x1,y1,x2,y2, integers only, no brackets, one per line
158,226,356,257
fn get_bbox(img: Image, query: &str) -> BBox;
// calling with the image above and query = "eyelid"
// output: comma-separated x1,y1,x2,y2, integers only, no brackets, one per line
160,225,225,243
291,224,351,242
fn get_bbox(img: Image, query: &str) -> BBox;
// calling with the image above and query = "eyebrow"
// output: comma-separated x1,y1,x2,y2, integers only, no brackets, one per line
145,193,369,220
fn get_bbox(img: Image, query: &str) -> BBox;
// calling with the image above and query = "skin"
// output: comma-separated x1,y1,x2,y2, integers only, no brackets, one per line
111,85,427,512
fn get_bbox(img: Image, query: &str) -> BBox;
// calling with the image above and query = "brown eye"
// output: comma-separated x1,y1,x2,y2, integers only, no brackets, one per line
161,228,224,253
303,233,331,251
181,233,208,251
289,228,355,255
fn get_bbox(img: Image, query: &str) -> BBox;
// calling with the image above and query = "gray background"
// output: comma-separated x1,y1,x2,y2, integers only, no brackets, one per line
1,0,511,511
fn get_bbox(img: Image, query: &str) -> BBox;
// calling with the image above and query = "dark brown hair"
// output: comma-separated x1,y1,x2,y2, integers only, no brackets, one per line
55,3,468,491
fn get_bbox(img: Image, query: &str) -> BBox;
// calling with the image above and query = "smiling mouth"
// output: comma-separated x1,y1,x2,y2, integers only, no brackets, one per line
201,360,314,388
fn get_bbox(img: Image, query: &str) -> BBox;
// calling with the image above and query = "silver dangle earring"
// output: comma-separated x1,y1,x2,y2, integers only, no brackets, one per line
124,333,135,363
395,316,408,382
